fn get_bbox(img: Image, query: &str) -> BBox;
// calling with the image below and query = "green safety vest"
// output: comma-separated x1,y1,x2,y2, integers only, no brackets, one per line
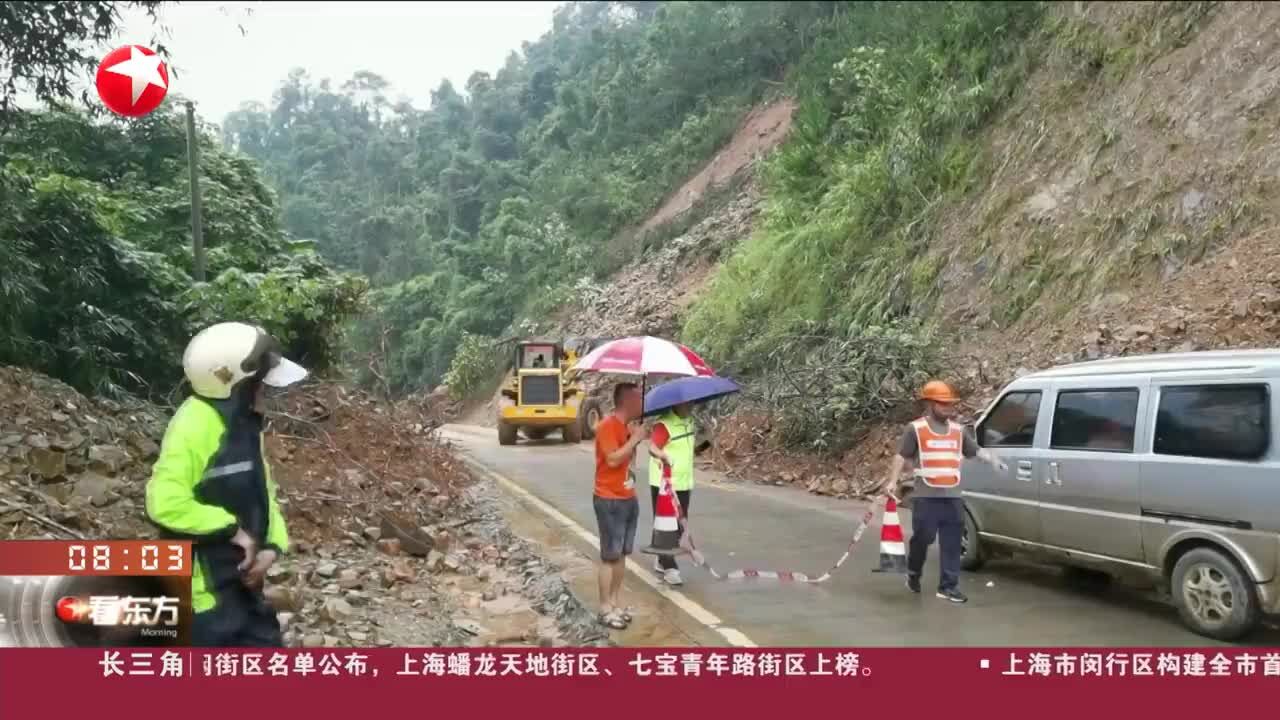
649,412,696,492
145,396,290,614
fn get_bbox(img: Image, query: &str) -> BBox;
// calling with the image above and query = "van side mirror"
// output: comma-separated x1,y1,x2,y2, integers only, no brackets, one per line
965,422,983,447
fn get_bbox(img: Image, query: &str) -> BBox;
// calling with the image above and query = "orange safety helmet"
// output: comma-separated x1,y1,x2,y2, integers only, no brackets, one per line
919,380,959,404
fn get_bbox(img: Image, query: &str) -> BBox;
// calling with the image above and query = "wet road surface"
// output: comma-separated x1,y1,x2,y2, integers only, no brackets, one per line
443,424,1280,647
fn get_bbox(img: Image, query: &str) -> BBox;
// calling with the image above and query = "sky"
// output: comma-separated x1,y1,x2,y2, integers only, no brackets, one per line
106,1,562,123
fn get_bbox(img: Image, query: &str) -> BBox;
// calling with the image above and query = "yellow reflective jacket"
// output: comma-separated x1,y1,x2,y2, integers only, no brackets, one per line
649,412,696,492
145,395,288,613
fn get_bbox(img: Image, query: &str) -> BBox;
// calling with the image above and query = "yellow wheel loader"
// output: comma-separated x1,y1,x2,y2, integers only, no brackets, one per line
497,341,586,445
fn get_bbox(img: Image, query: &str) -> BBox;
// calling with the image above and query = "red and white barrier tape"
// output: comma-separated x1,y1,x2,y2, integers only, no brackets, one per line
661,475,893,584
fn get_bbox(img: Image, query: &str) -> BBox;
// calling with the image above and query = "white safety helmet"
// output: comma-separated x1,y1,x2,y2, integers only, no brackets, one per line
182,322,309,400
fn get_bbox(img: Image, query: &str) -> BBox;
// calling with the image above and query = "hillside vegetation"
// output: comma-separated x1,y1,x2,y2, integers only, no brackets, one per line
9,0,1273,469
543,1,1269,456
0,107,364,397
221,1,845,392
717,0,1280,485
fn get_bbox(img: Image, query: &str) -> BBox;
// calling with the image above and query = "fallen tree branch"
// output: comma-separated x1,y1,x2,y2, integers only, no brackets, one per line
273,433,325,445
445,516,485,530
287,492,383,507
0,499,86,539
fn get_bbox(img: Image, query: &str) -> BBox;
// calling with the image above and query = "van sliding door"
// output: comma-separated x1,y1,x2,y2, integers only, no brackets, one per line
1039,380,1149,563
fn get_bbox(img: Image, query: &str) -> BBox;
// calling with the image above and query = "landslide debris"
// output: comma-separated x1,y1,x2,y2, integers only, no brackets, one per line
569,3,1280,505
559,183,761,342
0,366,165,539
0,366,606,647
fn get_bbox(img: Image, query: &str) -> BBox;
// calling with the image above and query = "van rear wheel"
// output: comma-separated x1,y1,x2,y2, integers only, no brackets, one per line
961,507,986,571
1171,547,1260,641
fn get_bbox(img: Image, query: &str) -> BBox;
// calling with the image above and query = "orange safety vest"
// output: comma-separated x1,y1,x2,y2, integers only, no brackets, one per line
911,418,963,488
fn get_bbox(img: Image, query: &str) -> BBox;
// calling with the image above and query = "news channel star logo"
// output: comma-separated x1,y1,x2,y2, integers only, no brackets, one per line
0,574,191,647
95,44,170,117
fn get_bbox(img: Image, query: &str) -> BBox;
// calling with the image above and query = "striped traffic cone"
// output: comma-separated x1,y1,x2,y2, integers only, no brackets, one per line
872,496,908,573
643,475,687,557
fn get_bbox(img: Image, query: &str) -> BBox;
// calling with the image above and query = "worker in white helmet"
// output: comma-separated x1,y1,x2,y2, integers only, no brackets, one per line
145,322,308,646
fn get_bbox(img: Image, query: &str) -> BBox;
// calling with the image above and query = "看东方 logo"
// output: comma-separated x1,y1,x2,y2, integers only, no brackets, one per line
55,596,179,626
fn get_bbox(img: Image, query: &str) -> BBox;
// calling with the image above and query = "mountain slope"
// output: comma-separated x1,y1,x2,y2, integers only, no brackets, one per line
758,0,1280,496
544,1,1280,498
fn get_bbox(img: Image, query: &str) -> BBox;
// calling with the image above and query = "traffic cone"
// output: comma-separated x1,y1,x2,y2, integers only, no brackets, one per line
643,472,687,557
872,496,908,573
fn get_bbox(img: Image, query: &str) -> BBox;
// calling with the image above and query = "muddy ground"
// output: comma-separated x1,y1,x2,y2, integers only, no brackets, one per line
0,366,671,648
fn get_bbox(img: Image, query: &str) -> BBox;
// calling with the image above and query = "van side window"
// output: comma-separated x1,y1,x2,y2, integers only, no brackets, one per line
978,391,1042,447
1050,389,1139,453
1154,385,1270,461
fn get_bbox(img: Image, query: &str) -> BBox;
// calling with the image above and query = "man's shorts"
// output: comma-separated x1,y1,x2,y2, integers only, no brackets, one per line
593,494,639,561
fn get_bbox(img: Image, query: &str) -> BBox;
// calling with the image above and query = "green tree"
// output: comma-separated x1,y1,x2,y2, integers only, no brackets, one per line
0,1,165,116
1,103,366,396
228,1,843,393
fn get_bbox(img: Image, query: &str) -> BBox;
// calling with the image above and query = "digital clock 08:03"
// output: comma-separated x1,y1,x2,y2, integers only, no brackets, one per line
67,541,189,575
0,540,192,577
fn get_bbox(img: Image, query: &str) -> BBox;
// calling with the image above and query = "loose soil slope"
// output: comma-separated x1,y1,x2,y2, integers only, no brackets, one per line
637,99,793,235
463,98,794,428
560,1,1280,499
744,0,1280,496
0,367,607,648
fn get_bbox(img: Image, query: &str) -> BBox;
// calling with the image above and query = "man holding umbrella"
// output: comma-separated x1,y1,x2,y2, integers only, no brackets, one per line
571,336,723,625
592,382,646,630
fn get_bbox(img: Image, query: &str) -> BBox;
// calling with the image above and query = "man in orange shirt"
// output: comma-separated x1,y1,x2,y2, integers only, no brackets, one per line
593,382,646,629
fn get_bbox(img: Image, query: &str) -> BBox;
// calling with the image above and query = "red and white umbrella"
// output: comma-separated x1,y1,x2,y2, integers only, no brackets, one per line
575,336,715,377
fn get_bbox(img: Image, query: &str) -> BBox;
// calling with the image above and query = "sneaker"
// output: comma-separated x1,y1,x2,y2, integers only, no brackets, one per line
936,588,968,603
663,569,684,586
653,558,664,574
906,575,921,593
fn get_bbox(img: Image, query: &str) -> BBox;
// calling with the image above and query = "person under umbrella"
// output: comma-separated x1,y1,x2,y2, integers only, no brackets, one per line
647,402,703,586
643,375,741,586
592,382,646,630
573,336,716,628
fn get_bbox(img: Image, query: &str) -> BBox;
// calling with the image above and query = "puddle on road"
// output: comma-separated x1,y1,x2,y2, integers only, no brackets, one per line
494,490,699,647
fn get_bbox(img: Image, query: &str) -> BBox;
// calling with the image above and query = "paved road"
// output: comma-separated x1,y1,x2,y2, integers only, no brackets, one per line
443,424,1280,647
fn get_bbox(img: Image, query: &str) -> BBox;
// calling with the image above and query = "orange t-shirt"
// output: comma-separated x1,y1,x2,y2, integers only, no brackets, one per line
594,415,635,499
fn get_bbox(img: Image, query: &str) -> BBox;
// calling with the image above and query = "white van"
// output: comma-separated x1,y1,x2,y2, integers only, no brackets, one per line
961,350,1277,640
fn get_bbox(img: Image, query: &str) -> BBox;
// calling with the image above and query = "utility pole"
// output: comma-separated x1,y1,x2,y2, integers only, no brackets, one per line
184,101,206,282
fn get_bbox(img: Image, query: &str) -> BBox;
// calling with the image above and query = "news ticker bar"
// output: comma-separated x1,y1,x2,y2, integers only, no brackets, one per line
50,648,1280,680
0,649,1262,717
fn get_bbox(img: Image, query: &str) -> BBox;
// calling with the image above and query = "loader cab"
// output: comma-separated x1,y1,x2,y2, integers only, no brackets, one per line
513,342,567,407
518,342,559,371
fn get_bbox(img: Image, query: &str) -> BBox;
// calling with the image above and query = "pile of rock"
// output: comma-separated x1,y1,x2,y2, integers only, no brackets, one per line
1,364,610,649
266,510,607,648
560,185,761,340
0,367,168,539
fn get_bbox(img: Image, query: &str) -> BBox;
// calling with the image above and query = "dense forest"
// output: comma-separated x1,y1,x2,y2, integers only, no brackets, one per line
0,2,365,397
222,1,846,391
2,0,1047,420
221,0,1047,403
0,106,364,395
